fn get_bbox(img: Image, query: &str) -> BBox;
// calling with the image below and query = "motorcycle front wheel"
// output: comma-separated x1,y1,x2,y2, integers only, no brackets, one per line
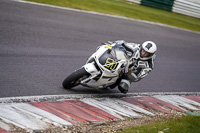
62,67,90,89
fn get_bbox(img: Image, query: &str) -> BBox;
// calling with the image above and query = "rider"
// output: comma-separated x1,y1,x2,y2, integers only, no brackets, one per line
110,40,157,94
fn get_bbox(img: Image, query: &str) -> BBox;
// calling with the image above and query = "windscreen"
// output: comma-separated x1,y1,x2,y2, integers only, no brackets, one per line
98,44,127,71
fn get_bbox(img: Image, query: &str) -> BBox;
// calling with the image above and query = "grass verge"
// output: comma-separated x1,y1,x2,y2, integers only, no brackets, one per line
25,0,200,32
117,115,200,133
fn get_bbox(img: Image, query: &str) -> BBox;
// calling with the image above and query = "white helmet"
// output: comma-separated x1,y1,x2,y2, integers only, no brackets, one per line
140,41,157,60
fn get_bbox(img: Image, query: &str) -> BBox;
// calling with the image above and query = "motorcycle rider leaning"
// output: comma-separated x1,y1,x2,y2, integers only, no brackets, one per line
109,40,157,94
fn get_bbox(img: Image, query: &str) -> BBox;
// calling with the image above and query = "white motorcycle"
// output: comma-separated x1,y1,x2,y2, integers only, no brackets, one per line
62,42,132,90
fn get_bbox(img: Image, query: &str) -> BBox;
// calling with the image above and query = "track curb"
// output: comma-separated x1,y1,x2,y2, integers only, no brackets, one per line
0,92,200,133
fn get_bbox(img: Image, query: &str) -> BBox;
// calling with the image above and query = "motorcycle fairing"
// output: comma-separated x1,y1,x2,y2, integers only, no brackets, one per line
82,44,128,88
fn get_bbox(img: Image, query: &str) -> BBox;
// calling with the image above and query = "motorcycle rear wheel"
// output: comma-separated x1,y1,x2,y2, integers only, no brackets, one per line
62,67,90,89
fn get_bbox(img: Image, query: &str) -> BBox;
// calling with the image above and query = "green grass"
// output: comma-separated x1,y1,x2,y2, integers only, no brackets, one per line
118,115,200,133
26,0,200,32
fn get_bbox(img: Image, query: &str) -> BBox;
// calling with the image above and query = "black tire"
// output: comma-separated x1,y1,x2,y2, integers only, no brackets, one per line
62,67,90,89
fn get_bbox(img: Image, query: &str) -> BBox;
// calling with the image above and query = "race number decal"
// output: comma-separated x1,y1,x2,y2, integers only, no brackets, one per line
105,58,118,70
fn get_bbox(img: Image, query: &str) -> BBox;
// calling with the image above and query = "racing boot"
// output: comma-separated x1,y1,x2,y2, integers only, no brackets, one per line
118,79,130,94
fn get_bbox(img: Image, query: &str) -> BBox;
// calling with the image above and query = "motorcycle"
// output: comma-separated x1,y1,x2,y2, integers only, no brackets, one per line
62,42,132,90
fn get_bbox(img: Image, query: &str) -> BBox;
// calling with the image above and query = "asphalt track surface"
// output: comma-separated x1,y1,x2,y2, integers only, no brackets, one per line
0,0,200,98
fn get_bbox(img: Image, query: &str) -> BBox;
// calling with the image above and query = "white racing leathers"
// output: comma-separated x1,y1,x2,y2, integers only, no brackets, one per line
114,40,156,93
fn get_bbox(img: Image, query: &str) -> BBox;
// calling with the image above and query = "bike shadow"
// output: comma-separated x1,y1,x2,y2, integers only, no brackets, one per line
61,86,118,94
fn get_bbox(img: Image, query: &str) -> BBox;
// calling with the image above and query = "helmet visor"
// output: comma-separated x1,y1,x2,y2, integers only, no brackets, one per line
140,49,154,58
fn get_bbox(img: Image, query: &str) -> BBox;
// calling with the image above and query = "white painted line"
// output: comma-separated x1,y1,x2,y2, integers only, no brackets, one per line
154,95,200,111
113,98,155,116
81,98,124,120
154,95,187,111
0,104,49,131
12,0,200,34
169,95,200,110
94,99,142,118
175,96,200,106
14,103,72,126
0,121,10,131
